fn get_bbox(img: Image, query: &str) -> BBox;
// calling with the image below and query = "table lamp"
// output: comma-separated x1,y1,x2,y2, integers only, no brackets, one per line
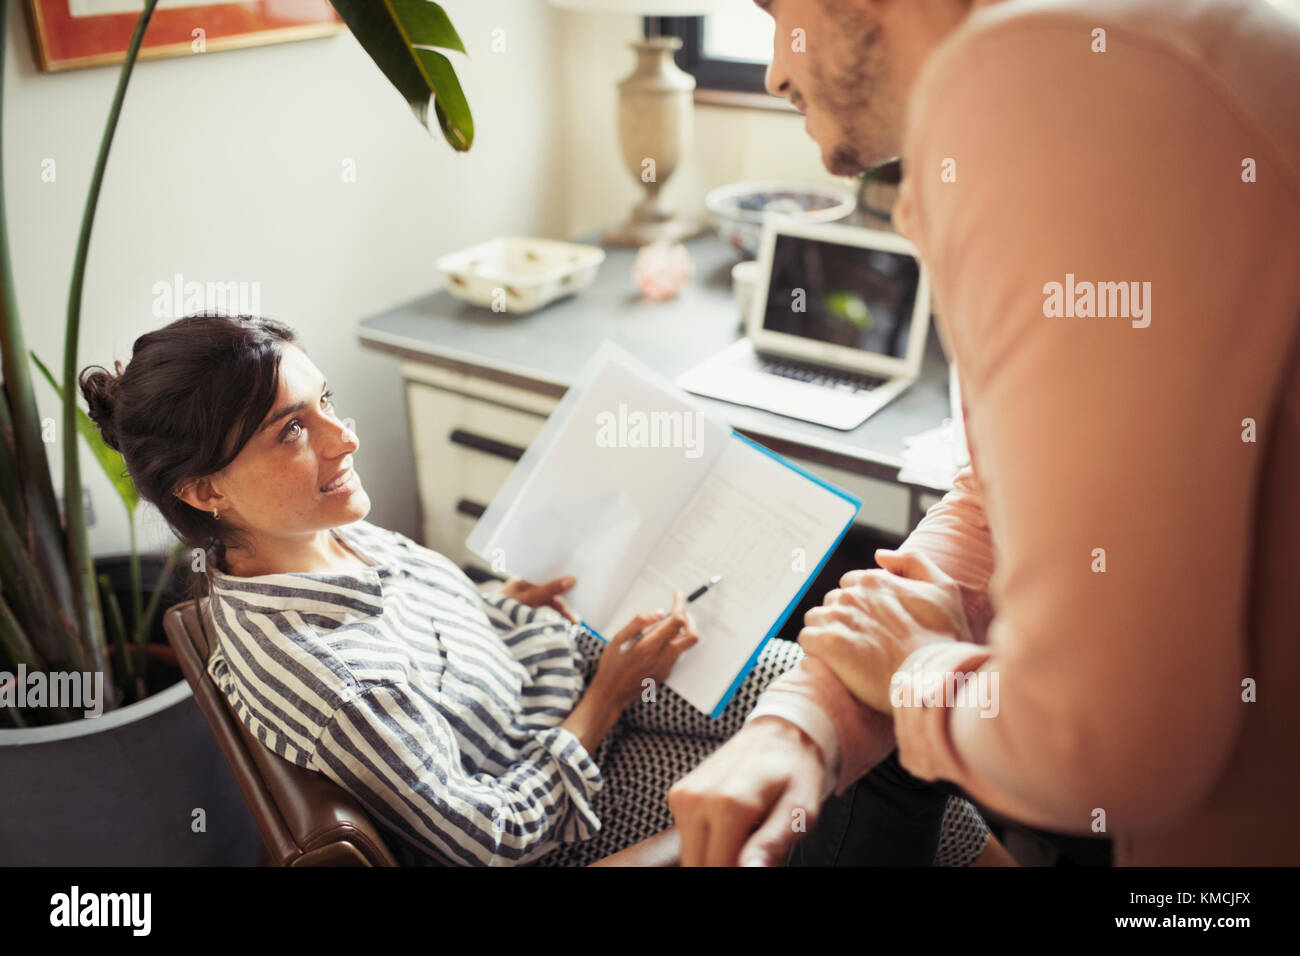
547,0,729,246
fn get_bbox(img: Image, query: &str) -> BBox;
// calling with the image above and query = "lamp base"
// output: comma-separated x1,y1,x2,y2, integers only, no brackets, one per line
602,215,709,247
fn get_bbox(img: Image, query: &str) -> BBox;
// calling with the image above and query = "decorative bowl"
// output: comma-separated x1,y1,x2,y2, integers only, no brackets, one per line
705,181,857,257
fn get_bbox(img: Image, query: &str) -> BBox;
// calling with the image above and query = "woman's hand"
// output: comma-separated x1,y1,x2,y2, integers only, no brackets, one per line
500,575,580,624
590,590,700,710
797,549,972,713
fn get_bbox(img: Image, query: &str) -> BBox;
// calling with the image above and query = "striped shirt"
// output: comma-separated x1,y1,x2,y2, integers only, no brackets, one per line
205,518,604,866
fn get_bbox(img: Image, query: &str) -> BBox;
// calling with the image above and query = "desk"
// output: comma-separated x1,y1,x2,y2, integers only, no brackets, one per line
358,232,956,568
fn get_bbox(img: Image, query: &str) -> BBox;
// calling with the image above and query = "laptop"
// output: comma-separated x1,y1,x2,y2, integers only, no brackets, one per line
677,219,931,431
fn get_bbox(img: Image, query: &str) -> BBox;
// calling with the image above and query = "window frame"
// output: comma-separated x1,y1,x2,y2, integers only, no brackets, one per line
645,16,770,95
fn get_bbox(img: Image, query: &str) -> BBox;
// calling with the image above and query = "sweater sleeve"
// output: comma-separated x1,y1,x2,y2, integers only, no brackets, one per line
310,679,603,866
898,466,997,645
478,589,589,722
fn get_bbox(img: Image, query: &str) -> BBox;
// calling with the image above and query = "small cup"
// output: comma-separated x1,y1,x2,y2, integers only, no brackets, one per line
732,259,761,327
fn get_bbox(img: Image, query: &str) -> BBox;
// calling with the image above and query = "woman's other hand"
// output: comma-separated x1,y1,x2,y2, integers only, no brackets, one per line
591,590,700,710
500,575,580,623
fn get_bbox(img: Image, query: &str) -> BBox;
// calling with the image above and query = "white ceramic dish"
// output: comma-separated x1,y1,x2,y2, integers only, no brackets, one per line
436,237,606,314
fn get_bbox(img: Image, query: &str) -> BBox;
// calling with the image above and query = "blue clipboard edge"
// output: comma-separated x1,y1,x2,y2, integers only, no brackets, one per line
579,432,863,719
705,431,861,717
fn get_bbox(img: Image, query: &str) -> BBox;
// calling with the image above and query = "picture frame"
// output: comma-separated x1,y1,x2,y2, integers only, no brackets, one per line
25,0,345,73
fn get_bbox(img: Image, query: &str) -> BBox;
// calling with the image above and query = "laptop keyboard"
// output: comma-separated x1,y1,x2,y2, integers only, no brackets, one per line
757,354,887,393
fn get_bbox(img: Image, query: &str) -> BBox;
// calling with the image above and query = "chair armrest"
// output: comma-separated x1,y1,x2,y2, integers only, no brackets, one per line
588,827,680,867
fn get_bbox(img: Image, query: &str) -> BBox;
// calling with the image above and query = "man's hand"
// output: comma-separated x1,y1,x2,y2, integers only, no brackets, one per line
668,716,827,867
499,575,580,623
798,549,972,712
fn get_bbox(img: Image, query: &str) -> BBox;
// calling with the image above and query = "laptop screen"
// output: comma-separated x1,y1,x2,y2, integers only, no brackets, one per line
761,232,920,359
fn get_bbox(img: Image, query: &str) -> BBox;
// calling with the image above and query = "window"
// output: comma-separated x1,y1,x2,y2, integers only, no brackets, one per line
646,9,776,98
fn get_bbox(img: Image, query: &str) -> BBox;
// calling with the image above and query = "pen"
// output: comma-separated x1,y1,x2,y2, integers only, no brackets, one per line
686,574,723,603
623,574,722,650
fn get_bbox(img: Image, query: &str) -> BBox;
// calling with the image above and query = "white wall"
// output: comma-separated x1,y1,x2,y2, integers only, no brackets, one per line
5,0,567,556
550,10,853,240
5,0,847,560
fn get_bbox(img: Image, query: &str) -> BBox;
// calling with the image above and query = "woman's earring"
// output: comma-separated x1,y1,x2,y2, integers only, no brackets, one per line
212,508,220,520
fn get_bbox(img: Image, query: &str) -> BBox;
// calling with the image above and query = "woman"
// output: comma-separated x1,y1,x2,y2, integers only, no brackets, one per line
80,312,991,867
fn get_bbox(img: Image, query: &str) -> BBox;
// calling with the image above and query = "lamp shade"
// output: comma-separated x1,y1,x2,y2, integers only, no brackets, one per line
547,0,729,14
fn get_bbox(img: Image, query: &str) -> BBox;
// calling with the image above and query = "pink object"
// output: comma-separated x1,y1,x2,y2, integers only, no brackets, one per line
632,241,693,300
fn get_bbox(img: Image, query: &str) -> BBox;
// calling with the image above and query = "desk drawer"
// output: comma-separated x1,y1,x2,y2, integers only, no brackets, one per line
407,382,547,565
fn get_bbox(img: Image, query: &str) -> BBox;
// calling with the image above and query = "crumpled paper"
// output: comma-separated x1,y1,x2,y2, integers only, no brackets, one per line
898,418,968,491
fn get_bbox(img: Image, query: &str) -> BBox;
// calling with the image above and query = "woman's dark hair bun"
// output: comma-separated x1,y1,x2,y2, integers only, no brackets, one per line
76,313,299,593
79,361,125,452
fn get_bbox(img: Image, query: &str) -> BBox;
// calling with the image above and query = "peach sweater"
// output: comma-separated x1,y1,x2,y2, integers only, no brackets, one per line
751,0,1300,865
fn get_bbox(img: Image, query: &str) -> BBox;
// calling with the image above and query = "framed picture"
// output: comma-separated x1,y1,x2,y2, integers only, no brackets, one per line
26,0,345,72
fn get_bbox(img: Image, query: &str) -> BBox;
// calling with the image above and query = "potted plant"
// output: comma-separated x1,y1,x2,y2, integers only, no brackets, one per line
0,0,475,864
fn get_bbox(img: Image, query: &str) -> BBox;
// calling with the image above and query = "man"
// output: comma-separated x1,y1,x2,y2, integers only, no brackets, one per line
668,0,1300,866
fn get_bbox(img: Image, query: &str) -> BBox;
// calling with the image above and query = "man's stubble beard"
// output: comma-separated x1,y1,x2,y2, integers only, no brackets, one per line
807,16,897,176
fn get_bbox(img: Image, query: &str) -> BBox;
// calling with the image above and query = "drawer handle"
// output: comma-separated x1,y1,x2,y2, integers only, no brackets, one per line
456,499,487,519
449,429,525,462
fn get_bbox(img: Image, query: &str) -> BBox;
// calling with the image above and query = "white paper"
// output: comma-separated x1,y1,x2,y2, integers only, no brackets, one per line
602,438,859,714
468,342,859,715
468,343,729,629
897,420,965,490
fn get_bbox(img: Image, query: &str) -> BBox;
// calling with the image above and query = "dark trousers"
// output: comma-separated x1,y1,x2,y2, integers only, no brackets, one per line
788,749,954,866
787,748,1114,866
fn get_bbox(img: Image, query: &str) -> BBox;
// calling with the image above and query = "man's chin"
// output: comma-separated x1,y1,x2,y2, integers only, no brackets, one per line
822,147,869,179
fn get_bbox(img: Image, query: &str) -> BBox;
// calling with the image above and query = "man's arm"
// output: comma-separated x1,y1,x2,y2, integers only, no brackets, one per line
752,465,997,796
898,466,996,645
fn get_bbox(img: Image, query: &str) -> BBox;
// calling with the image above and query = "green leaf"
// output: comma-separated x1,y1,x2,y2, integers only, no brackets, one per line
0,0,80,639
0,588,46,673
134,541,185,650
415,48,472,150
98,572,134,686
328,0,474,150
31,351,137,515
0,386,28,532
59,0,160,707
0,495,84,671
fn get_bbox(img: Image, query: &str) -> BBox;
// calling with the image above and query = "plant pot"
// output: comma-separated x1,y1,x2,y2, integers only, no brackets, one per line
0,552,261,864
0,678,262,864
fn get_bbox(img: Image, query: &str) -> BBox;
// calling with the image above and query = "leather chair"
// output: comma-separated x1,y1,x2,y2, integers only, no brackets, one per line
163,597,679,867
